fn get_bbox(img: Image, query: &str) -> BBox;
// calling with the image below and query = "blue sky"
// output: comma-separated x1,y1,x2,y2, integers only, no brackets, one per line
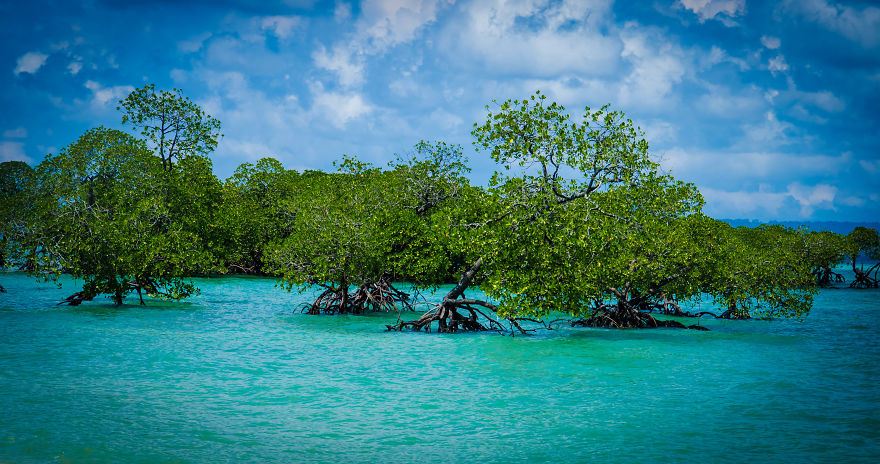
2,0,878,222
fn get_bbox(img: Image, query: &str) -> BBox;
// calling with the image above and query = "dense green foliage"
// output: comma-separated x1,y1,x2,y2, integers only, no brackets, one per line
2,86,868,327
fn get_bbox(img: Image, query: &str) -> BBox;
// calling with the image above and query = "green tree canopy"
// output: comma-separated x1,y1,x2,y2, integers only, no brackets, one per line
118,84,222,172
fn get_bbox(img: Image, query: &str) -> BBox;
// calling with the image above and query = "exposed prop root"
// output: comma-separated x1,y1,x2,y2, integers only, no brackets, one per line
571,302,709,330
0,284,5,293
58,277,186,306
850,263,880,289
301,277,415,315
59,291,94,306
813,266,845,287
385,297,524,334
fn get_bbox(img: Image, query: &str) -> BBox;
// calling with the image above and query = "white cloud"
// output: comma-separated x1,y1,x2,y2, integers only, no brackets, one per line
696,85,764,118
335,1,352,22
701,182,839,219
661,147,852,188
312,44,365,87
0,141,30,163
442,0,621,79
703,45,749,70
3,127,27,138
768,55,788,74
839,195,865,207
701,185,788,218
788,0,880,48
310,82,374,129
618,26,687,109
794,89,844,112
357,0,453,52
84,80,135,108
67,61,83,75
260,15,302,39
761,36,781,49
680,0,746,22
314,0,452,87
13,52,49,75
741,112,793,147
786,182,837,216
389,77,421,97
860,159,880,174
426,108,464,131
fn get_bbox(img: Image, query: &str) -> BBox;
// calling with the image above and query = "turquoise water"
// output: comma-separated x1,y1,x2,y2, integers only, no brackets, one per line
1,271,878,463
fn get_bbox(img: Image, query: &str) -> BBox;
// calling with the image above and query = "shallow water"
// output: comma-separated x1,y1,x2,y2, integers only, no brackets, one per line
1,271,878,463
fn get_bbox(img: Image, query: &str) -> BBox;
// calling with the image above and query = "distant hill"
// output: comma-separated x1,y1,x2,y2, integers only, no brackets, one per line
721,219,880,235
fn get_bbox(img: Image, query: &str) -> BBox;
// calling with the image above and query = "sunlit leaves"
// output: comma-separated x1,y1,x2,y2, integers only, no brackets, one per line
118,84,221,172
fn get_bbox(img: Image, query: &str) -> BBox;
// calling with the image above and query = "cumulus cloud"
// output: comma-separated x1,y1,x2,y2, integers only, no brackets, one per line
860,159,880,174
761,36,781,49
768,55,789,74
787,0,880,48
441,0,621,79
761,35,782,50
84,80,134,108
0,141,30,162
314,0,453,87
740,112,794,147
618,26,687,109
312,44,365,88
701,182,839,219
310,82,373,129
356,0,453,52
701,185,788,218
260,15,302,39
661,147,852,189
680,0,746,23
786,182,837,216
67,61,83,75
334,1,352,22
13,52,49,75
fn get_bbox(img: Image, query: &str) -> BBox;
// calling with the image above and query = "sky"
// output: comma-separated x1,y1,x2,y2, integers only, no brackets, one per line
2,0,878,222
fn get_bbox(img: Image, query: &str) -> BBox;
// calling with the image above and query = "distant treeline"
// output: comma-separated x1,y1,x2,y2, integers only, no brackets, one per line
1,85,878,333
724,219,880,236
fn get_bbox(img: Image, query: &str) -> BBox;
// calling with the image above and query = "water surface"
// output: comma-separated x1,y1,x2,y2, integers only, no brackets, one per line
1,271,877,463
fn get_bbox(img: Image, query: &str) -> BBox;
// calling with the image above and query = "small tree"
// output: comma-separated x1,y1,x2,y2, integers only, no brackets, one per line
118,84,221,172
802,230,848,287
846,227,880,288
23,127,218,305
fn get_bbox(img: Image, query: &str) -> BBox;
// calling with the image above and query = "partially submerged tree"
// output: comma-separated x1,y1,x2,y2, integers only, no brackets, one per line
266,141,476,315
16,84,225,305
266,158,408,314
390,93,819,333
23,128,212,305
802,229,848,287
846,227,880,288
694,224,817,320
391,93,695,332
